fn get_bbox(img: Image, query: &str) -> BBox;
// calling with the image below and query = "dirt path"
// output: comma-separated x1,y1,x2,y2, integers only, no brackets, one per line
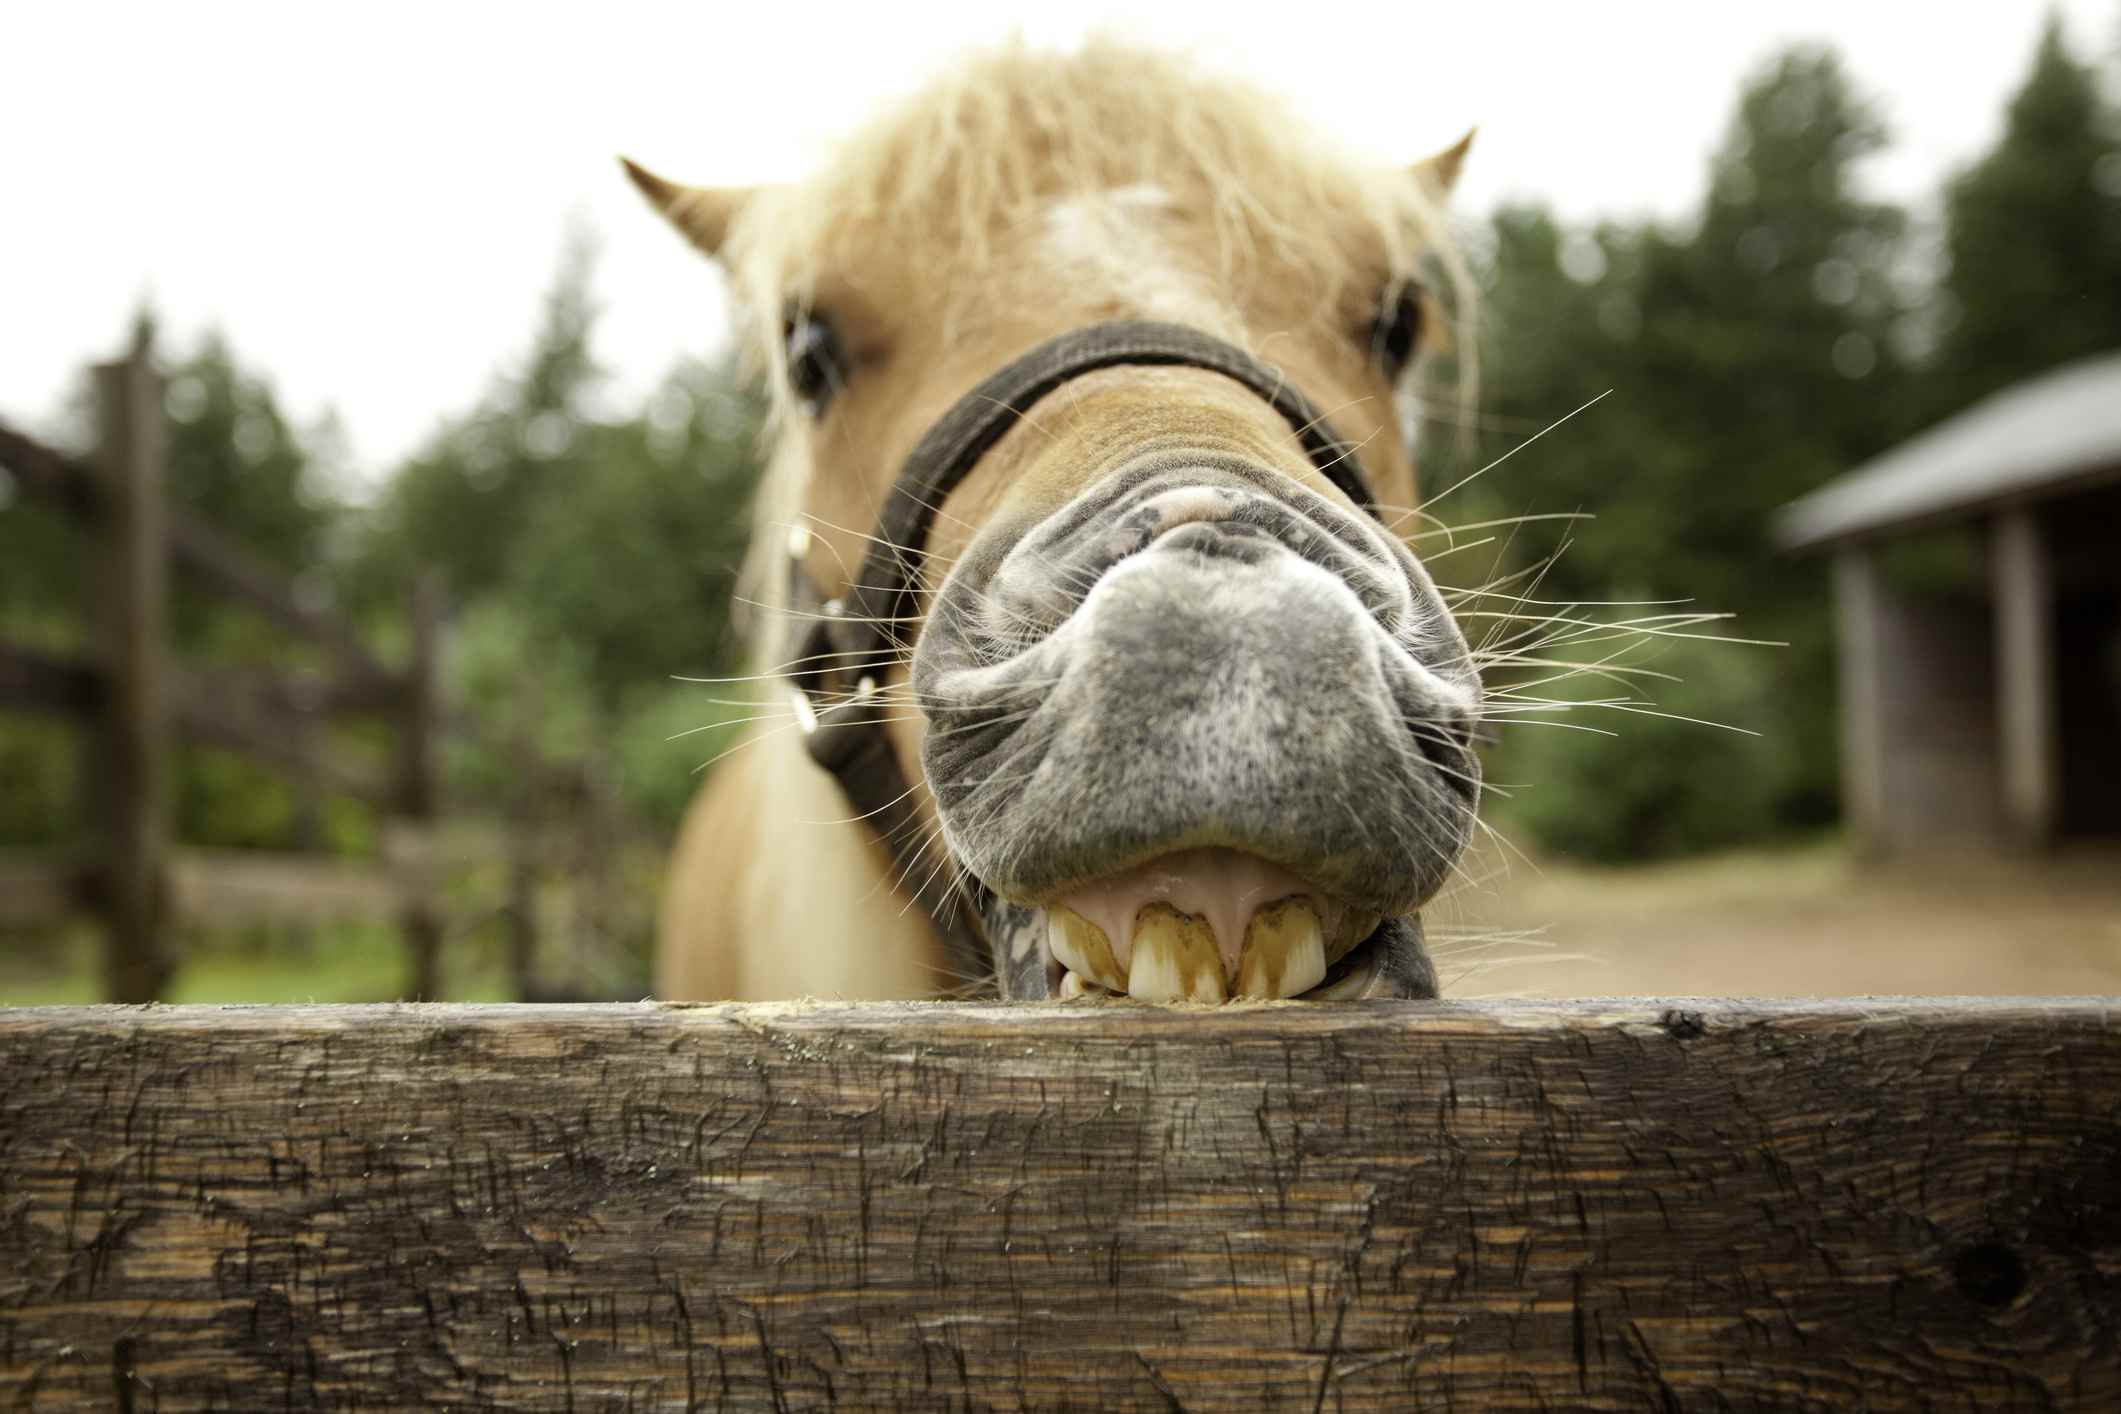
1428,839,2121,998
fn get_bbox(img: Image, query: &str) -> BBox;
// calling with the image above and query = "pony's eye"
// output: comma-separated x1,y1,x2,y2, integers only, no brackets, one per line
1367,285,1425,380
784,313,846,413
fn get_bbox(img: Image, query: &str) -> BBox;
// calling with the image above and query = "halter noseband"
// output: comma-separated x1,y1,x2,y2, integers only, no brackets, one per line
785,319,1380,985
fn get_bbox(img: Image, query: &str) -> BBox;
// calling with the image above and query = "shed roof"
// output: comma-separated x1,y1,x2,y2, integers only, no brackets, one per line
1776,351,2121,550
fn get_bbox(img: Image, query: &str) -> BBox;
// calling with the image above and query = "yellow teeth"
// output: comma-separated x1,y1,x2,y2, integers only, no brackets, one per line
1047,894,1372,1002
1237,898,1328,999
1057,970,1107,999
1047,905,1127,992
1126,903,1226,1003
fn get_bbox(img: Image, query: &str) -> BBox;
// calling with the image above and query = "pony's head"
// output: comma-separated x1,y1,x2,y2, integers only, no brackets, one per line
630,41,1482,1001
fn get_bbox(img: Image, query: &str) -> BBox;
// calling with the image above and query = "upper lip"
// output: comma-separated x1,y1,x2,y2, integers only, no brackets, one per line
1013,462,1407,633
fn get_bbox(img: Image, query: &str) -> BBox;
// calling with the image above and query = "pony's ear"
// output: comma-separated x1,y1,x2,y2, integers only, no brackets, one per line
1411,129,1476,200
620,157,753,258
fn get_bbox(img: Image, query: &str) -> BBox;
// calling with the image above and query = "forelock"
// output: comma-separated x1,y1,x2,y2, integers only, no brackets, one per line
727,40,1464,373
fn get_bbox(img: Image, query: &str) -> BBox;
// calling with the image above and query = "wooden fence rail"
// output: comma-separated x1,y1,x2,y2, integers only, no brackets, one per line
2,998,2117,1410
0,327,444,999
0,407,393,688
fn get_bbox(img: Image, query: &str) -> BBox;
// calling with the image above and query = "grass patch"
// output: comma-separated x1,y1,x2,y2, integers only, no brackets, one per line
0,920,516,1005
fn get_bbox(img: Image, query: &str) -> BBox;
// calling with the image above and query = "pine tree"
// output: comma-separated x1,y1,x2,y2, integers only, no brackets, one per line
353,226,608,608
342,228,766,833
1933,14,2121,412
1458,46,1917,859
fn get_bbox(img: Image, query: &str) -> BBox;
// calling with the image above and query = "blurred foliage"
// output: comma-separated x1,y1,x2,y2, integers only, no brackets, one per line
344,229,759,718
164,331,354,849
164,332,340,586
1437,28,2121,861
340,224,764,852
1932,14,2121,416
0,714,77,848
337,227,764,991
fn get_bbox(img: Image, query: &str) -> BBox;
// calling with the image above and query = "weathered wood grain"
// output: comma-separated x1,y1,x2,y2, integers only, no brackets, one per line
1,999,2116,1410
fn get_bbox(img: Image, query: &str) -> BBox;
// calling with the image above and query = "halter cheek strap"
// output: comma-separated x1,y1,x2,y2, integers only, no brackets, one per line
785,320,1379,988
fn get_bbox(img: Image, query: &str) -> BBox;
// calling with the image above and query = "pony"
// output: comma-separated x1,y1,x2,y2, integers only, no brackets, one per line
626,41,1484,1003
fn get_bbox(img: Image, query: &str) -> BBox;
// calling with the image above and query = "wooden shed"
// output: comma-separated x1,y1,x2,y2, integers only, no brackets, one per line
1778,352,2121,850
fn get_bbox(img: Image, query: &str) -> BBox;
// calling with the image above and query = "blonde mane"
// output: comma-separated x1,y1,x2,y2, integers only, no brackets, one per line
718,39,1473,661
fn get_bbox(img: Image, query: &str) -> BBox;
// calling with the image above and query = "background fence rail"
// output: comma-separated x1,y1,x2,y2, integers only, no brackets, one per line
0,328,446,999
1,997,2116,1410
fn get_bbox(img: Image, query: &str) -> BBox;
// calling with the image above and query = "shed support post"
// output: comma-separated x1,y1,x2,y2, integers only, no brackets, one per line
1833,547,1887,851
1992,508,2058,847
91,324,171,1002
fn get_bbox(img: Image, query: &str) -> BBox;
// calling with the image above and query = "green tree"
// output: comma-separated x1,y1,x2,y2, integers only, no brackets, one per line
505,359,760,711
159,329,350,848
1932,14,2121,412
164,334,337,577
163,333,344,652
349,229,607,612
344,231,764,834
1450,46,1919,859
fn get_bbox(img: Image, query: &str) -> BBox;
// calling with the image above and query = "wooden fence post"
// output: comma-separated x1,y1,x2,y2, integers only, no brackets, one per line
503,682,544,1000
90,323,171,1003
506,830,540,999
397,572,443,999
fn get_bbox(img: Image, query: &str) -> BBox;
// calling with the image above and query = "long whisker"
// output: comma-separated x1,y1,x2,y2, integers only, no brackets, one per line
1420,390,1612,508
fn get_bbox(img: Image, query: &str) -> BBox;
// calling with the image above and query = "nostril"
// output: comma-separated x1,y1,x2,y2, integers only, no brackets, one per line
1134,483,1249,533
1445,702,1479,754
1410,704,1481,802
1151,518,1279,567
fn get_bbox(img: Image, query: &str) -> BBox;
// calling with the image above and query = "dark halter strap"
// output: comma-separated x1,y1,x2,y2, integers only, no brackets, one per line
786,319,1378,986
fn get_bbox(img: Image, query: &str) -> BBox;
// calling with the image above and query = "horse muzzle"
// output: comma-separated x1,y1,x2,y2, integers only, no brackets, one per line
785,321,1478,1001
913,452,1482,1001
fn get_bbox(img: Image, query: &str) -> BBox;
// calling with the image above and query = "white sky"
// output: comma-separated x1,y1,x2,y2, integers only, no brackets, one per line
4,2,2115,483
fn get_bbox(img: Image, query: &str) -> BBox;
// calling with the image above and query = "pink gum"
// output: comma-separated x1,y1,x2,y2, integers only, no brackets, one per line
1054,848,1330,977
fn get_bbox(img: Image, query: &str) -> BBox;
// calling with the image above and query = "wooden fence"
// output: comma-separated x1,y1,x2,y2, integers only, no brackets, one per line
0,326,446,1000
0,997,2115,1409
